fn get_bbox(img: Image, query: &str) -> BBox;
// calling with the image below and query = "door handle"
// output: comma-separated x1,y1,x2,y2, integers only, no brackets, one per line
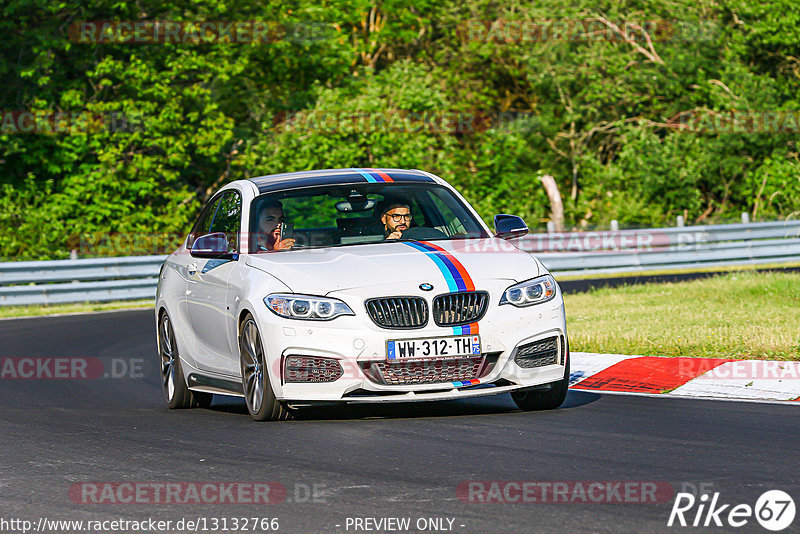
188,263,198,276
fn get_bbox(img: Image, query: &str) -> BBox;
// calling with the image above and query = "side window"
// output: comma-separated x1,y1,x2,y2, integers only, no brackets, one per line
187,191,241,251
208,191,242,253
187,197,222,248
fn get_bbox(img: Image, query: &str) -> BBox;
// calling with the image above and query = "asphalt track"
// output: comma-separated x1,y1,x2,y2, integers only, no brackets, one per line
1,310,799,534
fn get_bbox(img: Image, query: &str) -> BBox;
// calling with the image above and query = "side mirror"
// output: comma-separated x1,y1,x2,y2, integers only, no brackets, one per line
494,214,529,240
190,232,237,259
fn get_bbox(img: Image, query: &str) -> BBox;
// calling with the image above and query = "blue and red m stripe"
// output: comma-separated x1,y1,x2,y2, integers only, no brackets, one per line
402,240,480,335
353,168,394,183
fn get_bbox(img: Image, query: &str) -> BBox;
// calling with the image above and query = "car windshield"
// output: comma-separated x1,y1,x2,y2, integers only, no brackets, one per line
249,182,489,253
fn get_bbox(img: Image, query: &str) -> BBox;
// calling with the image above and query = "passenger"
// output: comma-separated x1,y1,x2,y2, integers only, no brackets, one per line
255,200,295,251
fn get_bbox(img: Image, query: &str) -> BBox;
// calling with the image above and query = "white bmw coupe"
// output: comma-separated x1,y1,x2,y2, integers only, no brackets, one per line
156,168,569,420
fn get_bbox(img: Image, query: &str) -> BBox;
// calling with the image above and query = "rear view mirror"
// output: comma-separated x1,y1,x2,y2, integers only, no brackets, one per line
190,232,236,259
336,197,376,212
494,214,529,240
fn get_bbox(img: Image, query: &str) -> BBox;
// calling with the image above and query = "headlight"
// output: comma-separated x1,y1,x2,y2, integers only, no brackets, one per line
264,294,355,321
499,275,557,307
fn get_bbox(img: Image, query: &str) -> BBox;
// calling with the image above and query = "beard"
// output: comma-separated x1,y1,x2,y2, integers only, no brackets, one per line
267,226,280,247
258,226,280,249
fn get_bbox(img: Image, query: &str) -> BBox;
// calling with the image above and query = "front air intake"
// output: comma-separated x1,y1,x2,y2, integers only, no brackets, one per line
513,336,562,368
284,356,343,383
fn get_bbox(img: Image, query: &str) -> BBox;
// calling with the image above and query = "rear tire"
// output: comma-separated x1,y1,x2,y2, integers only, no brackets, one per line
239,314,293,421
511,341,570,411
158,312,201,409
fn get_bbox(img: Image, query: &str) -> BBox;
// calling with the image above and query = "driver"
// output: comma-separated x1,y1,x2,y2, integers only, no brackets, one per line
255,200,295,251
378,199,413,240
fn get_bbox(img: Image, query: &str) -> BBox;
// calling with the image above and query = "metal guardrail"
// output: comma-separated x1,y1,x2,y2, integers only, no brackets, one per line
0,256,166,306
520,219,800,250
1,220,800,306
518,220,800,276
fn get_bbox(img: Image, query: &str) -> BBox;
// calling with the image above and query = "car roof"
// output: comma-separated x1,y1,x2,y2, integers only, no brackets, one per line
247,168,436,194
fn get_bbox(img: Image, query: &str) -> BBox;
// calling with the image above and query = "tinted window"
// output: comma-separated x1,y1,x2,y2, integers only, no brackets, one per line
249,183,487,253
187,196,222,248
188,191,241,252
209,192,241,252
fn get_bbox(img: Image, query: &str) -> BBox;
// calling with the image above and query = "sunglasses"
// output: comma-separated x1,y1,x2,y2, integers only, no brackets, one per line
387,213,413,222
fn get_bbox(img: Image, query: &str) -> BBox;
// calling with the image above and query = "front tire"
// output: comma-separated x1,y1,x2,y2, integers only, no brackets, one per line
511,343,570,411
239,314,293,421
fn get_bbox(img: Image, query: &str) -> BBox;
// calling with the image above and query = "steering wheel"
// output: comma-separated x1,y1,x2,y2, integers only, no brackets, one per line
402,226,448,240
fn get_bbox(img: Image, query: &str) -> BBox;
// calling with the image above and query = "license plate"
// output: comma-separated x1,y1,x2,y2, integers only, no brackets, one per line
387,335,481,360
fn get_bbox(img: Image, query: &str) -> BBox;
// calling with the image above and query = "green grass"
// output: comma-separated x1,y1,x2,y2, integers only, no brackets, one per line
564,271,800,360
0,300,153,319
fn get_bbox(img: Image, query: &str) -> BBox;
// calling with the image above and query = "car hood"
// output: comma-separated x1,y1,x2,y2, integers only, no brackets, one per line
244,238,540,295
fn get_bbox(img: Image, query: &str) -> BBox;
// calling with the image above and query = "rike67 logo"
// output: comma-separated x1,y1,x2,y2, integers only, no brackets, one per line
668,490,795,531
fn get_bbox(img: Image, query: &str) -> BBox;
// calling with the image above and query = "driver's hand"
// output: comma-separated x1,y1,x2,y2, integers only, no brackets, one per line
386,230,403,240
274,238,296,250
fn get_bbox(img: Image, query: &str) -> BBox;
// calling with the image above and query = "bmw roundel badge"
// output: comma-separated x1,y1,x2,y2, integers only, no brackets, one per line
419,283,434,291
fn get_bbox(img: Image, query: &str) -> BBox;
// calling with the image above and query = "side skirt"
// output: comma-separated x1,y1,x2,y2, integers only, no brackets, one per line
187,373,244,398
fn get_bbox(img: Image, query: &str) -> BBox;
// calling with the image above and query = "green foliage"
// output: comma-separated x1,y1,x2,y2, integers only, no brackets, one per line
748,152,800,219
2,0,800,259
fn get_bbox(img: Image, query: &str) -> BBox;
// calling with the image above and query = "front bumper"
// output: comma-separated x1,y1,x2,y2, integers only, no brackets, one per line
254,289,569,404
